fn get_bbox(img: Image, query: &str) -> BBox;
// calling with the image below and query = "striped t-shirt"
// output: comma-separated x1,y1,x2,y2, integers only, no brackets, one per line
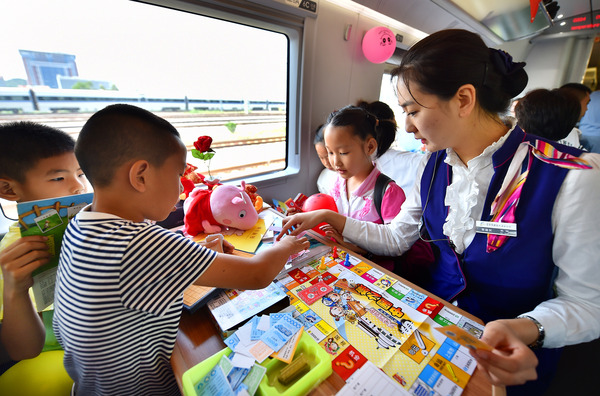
53,209,216,396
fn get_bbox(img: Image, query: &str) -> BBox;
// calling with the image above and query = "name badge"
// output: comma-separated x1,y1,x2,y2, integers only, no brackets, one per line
476,221,517,237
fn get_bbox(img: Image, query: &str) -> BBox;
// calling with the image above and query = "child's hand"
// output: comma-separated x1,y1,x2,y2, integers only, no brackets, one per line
320,224,342,242
222,239,235,254
278,235,310,255
277,211,326,240
285,206,301,216
0,236,50,295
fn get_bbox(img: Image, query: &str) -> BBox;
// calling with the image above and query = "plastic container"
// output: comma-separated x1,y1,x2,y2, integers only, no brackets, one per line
182,331,332,396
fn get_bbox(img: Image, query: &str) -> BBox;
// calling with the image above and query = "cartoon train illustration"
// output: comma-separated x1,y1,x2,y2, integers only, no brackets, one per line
356,316,402,349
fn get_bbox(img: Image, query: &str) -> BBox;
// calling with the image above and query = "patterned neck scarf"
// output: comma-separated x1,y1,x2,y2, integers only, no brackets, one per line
487,140,593,253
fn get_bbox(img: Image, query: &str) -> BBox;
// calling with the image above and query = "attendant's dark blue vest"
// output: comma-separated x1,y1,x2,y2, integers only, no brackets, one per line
420,126,584,323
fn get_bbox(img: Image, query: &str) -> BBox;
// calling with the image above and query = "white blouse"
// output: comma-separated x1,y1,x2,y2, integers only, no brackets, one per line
343,128,600,349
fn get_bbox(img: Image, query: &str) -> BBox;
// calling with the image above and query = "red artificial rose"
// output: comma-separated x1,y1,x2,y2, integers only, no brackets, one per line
194,136,213,152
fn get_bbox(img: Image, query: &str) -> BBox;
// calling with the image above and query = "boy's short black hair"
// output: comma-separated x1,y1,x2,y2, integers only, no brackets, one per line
76,104,182,188
0,121,75,183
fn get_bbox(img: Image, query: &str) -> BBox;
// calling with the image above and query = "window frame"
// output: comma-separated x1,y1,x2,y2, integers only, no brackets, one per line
140,0,305,185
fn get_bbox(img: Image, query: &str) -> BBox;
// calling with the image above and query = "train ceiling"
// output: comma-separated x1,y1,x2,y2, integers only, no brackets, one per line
351,0,600,43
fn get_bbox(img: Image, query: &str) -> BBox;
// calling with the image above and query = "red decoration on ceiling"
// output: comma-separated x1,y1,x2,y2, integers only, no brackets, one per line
530,0,542,22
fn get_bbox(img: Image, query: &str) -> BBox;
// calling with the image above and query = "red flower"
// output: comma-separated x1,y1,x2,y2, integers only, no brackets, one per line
194,136,213,152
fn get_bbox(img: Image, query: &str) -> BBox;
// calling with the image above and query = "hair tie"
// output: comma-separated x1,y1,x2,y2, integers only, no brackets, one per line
375,118,379,127
489,48,526,77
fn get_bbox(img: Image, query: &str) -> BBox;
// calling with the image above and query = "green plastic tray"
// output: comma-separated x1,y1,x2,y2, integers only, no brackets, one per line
182,331,332,396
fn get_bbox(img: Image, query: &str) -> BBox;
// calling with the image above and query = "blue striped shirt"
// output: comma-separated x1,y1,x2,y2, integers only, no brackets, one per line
53,209,216,395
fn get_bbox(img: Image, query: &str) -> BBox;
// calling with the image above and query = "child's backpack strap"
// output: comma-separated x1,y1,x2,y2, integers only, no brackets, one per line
374,173,393,222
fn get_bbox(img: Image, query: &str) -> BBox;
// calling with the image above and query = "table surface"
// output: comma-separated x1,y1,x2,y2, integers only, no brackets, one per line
171,234,494,396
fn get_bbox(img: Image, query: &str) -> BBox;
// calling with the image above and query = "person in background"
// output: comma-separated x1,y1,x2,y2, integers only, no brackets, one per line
52,104,308,395
357,100,423,194
0,121,87,392
557,82,592,148
314,124,337,194
577,89,600,153
514,88,581,142
278,29,600,395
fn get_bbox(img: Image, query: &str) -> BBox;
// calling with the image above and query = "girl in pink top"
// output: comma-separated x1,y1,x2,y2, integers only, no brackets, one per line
322,105,406,272
325,105,406,224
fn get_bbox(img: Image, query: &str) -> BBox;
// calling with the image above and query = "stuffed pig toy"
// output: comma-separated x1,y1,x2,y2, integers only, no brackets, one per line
183,181,259,237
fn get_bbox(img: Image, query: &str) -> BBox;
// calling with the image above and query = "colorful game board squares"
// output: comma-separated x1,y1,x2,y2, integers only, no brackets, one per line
400,289,427,309
417,297,443,318
309,271,337,285
319,331,349,358
411,363,463,396
332,345,367,381
428,355,470,387
277,274,299,290
297,281,333,305
374,274,396,290
305,324,328,342
313,319,335,337
433,306,462,327
292,301,310,314
349,262,372,276
362,267,385,284
288,268,310,284
300,265,320,279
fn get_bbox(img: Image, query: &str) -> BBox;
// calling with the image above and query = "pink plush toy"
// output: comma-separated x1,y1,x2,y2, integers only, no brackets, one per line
183,181,259,237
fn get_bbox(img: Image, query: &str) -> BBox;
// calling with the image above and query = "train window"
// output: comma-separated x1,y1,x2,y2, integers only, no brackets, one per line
379,73,423,152
1,0,300,204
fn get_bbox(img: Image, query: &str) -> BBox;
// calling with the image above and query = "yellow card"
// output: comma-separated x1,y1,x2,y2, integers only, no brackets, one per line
192,219,267,253
435,325,493,351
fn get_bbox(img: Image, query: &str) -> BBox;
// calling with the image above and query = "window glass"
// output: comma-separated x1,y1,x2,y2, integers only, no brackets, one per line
0,0,289,188
379,74,423,152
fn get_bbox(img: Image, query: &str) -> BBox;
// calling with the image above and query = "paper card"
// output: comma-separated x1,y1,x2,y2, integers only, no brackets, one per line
435,325,492,351
237,322,253,346
224,333,241,351
337,361,411,396
195,365,235,396
248,340,274,363
247,316,264,341
241,364,267,396
257,315,271,331
269,312,293,327
231,353,256,369
297,281,333,305
260,315,303,352
227,367,250,392
218,354,234,377
271,326,304,363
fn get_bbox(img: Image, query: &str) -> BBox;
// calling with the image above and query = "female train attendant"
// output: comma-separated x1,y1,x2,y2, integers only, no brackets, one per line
278,29,600,394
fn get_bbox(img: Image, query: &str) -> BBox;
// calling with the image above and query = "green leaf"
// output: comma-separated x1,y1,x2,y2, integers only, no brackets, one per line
225,122,237,133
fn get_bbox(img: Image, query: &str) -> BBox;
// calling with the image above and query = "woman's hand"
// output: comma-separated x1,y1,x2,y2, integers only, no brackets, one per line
470,319,539,386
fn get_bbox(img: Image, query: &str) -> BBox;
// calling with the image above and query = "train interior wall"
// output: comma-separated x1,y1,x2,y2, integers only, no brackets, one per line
259,0,596,202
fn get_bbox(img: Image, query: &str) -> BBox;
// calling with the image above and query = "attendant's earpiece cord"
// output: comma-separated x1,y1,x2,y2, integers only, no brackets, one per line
418,151,456,250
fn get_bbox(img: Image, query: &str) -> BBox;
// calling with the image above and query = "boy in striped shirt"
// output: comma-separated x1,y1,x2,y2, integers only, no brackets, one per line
53,104,308,395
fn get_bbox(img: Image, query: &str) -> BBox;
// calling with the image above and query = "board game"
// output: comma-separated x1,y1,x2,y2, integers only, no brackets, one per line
273,244,486,396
